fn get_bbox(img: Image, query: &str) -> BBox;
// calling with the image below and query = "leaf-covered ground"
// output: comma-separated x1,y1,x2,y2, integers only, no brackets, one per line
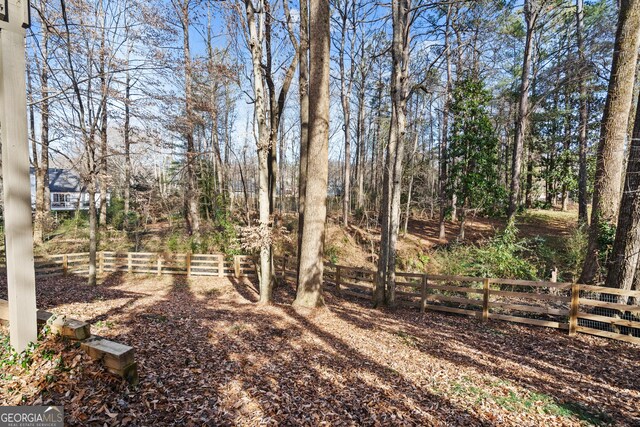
1,273,638,426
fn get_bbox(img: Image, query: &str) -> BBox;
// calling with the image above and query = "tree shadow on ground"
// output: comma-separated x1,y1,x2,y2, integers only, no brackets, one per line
110,273,493,426
330,292,639,425
227,276,260,303
0,270,145,322
6,272,638,426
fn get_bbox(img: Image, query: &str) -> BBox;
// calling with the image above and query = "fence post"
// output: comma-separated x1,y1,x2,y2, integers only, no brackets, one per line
218,255,225,277
186,253,192,278
127,253,132,274
335,265,342,296
420,275,428,314
482,278,490,322
234,255,240,278
157,255,162,276
63,255,68,276
569,283,579,336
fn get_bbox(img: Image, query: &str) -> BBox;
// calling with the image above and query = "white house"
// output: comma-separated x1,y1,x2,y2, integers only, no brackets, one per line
30,168,108,211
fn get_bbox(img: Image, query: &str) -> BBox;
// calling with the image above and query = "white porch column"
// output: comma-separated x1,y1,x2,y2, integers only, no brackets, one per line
0,0,36,353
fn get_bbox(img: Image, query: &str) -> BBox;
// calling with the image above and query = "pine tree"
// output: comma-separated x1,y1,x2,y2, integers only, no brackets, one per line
448,76,505,239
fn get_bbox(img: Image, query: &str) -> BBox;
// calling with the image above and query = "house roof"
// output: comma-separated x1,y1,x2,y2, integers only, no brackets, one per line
31,168,84,193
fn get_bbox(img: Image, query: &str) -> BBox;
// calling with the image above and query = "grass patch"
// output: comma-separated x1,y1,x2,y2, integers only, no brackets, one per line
94,320,115,329
518,209,577,224
449,378,611,425
394,329,418,348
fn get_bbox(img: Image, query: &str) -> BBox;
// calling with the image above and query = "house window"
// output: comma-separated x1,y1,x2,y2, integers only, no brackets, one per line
52,193,70,206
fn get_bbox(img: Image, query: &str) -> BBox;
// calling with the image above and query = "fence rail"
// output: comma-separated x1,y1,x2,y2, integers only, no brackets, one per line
4,252,257,279
276,257,640,346
6,252,639,346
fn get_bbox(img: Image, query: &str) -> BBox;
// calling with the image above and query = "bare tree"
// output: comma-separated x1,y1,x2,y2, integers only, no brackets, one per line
295,0,330,309
123,43,132,214
31,0,53,244
334,0,356,227
438,2,453,240
171,0,201,236
242,0,298,303
374,0,411,308
99,0,109,227
508,0,543,221
354,37,372,211
297,0,309,276
58,0,103,285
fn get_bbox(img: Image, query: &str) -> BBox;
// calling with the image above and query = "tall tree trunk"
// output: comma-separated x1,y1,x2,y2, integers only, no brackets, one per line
371,80,384,209
87,133,98,286
60,0,98,286
181,2,200,235
28,67,41,244
264,1,278,215
245,0,274,302
458,198,467,241
606,94,640,292
403,117,419,236
224,88,234,203
375,0,410,308
580,0,640,283
355,76,366,210
438,3,452,241
295,0,330,309
124,57,131,214
263,0,298,216
508,0,539,221
298,0,309,271
33,22,50,244
561,85,572,212
576,0,589,224
211,107,224,196
99,33,108,228
278,111,286,213
207,10,224,203
338,2,355,227
525,148,533,208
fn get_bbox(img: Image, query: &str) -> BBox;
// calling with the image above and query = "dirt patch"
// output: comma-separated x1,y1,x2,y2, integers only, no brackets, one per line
0,273,637,426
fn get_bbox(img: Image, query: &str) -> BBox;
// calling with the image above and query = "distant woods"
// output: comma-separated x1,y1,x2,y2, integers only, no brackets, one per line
21,0,640,305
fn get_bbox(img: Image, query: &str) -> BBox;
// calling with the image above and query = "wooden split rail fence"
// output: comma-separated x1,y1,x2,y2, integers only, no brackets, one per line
6,253,639,345
276,257,640,346
12,252,257,279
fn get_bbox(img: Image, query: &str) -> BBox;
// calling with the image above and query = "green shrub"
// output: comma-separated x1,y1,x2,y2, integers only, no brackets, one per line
433,223,539,280
564,226,588,281
166,233,181,252
52,212,89,240
108,197,140,231
596,220,616,268
164,211,241,256
325,245,339,264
